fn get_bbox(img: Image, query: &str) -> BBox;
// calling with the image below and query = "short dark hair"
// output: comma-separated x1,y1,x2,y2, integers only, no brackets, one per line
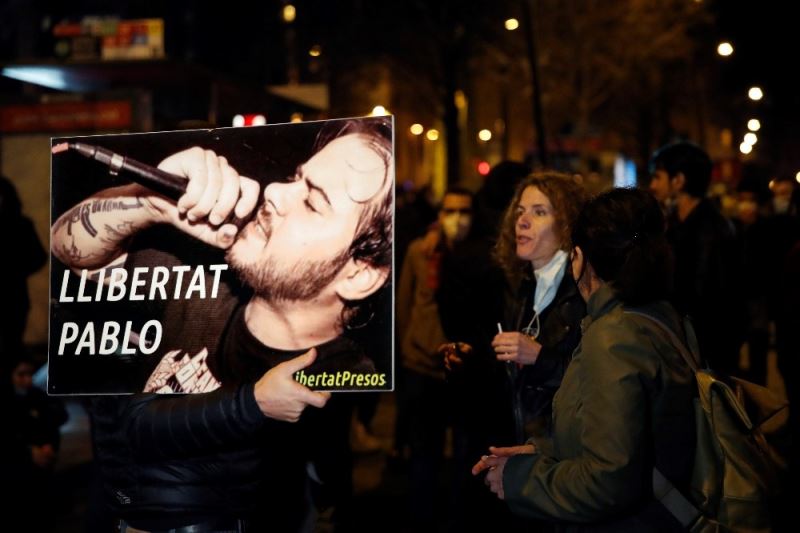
649,141,712,198
572,188,673,306
494,172,588,278
441,186,474,207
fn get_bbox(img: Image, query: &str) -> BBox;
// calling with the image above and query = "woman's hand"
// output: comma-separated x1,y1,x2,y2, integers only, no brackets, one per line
492,332,542,365
471,444,536,500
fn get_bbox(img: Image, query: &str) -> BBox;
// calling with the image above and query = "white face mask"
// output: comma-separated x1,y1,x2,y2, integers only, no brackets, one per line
773,197,790,215
523,249,568,338
441,213,471,243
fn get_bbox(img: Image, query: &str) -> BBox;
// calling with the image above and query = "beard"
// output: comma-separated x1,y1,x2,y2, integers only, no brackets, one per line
226,210,351,301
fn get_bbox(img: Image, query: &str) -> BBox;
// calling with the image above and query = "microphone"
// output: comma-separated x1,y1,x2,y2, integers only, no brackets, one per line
52,142,251,228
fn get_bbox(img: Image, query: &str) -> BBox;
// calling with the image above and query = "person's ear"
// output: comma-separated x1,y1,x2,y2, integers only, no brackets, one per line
570,246,585,283
335,260,389,301
671,172,686,193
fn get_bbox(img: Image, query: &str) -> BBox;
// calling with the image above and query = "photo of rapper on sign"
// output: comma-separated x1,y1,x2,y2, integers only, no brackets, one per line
49,116,394,395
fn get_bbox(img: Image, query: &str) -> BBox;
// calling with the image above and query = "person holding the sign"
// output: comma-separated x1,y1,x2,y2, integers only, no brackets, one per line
51,117,393,531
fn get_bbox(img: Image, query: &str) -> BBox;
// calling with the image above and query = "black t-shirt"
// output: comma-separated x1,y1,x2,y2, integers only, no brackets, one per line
215,303,377,385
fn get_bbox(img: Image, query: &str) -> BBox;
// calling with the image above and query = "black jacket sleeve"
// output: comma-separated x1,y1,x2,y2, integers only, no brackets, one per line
124,383,266,460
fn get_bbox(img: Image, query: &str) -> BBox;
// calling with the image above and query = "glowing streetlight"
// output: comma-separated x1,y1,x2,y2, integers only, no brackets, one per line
744,132,758,145
747,119,761,132
282,5,296,23
717,42,733,57
410,123,424,136
748,87,764,101
370,105,389,116
795,171,800,184
290,112,303,123
505,18,519,31
478,129,492,142
308,45,321,57
426,129,439,141
739,142,753,155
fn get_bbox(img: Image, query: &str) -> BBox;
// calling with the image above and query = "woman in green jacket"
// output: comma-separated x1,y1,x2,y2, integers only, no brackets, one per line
474,188,696,531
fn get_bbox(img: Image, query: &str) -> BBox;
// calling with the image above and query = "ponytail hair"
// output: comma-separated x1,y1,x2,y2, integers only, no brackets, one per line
572,188,673,306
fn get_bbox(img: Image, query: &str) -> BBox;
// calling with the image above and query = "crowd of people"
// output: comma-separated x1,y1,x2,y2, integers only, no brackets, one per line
396,141,796,532
3,133,796,532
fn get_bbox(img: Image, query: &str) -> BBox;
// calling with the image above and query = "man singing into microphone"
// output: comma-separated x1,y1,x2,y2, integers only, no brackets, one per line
50,116,393,531
52,117,393,393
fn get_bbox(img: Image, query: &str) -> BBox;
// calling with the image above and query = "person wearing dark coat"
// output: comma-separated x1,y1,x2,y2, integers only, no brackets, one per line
648,142,745,377
476,188,696,532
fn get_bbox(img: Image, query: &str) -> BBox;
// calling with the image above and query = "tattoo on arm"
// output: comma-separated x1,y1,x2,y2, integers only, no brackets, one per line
55,240,89,264
54,197,144,239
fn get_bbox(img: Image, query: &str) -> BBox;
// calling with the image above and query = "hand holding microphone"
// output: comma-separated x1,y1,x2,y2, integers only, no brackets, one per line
53,143,260,249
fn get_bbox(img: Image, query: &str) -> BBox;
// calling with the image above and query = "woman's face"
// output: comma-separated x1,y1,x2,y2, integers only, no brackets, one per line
515,186,560,268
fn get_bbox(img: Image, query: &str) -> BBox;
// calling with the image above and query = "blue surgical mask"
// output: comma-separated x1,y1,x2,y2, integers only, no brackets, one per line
533,249,568,314
523,249,568,337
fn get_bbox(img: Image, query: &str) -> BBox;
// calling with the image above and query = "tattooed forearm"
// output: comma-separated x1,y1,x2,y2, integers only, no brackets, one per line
55,239,92,264
52,205,76,235
53,198,144,238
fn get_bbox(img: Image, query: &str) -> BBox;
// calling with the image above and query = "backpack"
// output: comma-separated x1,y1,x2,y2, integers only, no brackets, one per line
625,310,789,532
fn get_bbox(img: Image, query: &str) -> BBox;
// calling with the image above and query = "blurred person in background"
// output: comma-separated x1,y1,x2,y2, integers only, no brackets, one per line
398,185,504,530
0,175,47,366
648,141,745,378
733,176,772,385
2,353,69,531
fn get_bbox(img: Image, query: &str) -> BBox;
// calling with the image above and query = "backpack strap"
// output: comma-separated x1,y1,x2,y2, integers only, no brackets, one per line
652,468,702,528
623,309,700,372
623,309,704,529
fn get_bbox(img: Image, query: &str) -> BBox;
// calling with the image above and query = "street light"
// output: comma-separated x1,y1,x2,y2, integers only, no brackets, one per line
747,119,761,132
795,171,800,184
748,87,764,101
370,105,389,116
744,133,758,145
426,129,439,141
410,123,424,136
478,129,492,142
505,18,519,31
282,4,296,23
739,142,753,155
717,42,733,57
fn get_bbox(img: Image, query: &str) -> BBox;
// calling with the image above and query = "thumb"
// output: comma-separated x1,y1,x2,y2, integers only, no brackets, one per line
305,390,332,409
216,224,239,248
281,347,318,374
